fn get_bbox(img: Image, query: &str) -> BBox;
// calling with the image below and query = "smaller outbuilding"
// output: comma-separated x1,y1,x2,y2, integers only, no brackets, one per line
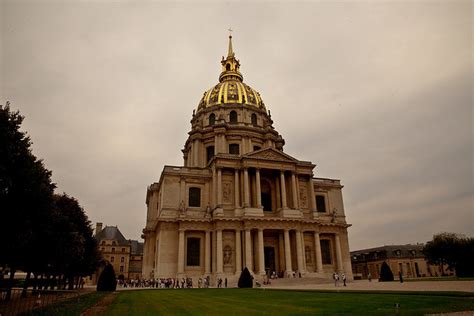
351,244,454,280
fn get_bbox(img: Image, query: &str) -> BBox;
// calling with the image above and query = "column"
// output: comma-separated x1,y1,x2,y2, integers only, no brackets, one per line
257,228,265,274
193,139,199,167
217,168,222,207
280,171,287,209
245,229,252,270
335,233,343,272
235,230,242,273
284,229,292,274
314,232,323,273
216,229,223,274
291,172,298,209
212,168,217,207
243,168,250,207
295,230,304,273
278,233,285,271
308,178,317,213
234,169,240,208
256,168,262,208
205,230,211,274
178,230,185,274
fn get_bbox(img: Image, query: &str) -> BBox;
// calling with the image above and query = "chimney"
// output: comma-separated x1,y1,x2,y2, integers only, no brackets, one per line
95,222,103,236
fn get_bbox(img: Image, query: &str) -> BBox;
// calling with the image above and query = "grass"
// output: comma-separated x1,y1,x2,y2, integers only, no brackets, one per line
405,276,474,282
21,291,107,316
106,289,474,315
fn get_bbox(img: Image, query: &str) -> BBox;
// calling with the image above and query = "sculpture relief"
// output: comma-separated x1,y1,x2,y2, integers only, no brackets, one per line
299,186,308,208
305,246,312,264
223,246,232,265
223,182,232,203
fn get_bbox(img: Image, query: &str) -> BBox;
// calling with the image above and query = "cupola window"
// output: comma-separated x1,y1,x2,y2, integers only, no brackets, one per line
226,64,231,71
251,113,257,126
229,144,240,155
209,113,215,126
230,111,237,124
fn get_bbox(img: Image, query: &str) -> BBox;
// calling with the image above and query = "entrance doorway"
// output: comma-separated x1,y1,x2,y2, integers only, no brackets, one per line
264,246,276,274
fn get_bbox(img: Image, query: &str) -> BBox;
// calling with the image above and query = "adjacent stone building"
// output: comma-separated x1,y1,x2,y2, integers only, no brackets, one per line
351,244,455,279
94,223,143,281
142,36,353,283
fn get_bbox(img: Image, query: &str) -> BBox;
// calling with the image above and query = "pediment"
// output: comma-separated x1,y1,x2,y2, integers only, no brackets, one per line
244,147,298,162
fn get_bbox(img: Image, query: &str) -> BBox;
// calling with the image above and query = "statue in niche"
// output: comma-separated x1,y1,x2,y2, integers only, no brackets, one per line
205,203,212,218
179,200,186,215
223,245,232,265
305,246,312,264
331,208,337,223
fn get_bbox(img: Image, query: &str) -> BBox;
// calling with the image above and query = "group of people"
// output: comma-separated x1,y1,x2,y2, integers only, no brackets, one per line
332,272,347,287
118,275,228,289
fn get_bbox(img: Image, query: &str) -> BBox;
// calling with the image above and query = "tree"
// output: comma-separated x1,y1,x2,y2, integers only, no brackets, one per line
423,233,474,277
0,102,56,295
97,264,117,291
379,261,394,281
237,267,253,288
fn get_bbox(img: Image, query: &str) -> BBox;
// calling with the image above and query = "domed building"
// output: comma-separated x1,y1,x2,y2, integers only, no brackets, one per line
142,36,353,283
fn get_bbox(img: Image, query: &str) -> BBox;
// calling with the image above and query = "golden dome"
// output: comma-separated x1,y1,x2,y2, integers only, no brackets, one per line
197,35,266,112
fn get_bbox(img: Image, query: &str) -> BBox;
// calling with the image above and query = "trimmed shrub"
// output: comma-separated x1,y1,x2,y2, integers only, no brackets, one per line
238,267,253,288
379,261,394,282
97,264,117,291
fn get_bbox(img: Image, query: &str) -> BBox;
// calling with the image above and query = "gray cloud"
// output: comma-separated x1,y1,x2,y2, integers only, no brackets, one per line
1,1,472,250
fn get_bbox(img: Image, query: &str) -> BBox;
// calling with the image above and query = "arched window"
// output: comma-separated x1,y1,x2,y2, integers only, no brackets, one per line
226,63,231,71
209,113,215,126
189,187,201,207
251,113,257,126
230,111,237,124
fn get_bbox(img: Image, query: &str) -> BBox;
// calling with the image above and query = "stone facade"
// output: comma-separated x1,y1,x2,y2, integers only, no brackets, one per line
351,244,455,280
93,223,143,282
142,36,353,283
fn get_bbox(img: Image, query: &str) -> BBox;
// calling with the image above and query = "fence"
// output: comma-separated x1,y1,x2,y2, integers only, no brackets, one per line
0,288,80,316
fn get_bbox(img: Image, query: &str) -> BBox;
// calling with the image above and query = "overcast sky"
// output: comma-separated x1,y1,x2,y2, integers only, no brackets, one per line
1,0,472,250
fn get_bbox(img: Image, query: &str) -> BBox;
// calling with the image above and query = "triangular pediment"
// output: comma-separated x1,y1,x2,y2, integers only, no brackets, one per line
244,147,298,162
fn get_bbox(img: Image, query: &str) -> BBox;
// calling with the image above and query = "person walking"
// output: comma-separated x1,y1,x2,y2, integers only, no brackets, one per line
333,272,339,287
342,273,347,287
399,271,404,283
368,272,372,282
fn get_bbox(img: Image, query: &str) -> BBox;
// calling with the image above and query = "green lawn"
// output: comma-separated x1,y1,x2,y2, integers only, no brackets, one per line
106,289,474,316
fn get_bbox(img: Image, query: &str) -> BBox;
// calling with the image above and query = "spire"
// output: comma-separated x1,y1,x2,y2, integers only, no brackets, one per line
219,30,243,82
227,28,234,57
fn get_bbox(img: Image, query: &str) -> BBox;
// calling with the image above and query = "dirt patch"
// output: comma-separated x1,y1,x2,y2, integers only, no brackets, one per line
80,292,118,316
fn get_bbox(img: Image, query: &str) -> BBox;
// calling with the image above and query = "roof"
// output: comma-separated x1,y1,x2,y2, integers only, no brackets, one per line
351,244,425,261
130,240,144,255
95,226,129,246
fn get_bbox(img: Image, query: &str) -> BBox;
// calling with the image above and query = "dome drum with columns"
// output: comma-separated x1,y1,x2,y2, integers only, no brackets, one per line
142,35,353,285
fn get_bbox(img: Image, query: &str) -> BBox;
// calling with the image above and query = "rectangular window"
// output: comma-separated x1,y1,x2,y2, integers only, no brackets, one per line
229,144,240,155
122,248,125,252
320,239,332,264
121,257,124,263
187,237,200,266
120,266,124,272
206,146,215,163
316,195,326,213
189,187,201,207
111,247,115,253
111,256,115,263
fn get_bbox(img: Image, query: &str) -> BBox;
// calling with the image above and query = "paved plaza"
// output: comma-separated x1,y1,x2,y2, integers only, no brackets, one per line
267,279,474,292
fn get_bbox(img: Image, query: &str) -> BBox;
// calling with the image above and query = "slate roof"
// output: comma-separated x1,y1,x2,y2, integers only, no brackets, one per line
351,244,425,262
95,226,129,246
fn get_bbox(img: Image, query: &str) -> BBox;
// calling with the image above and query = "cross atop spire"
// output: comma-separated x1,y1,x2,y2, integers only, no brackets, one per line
227,28,234,58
